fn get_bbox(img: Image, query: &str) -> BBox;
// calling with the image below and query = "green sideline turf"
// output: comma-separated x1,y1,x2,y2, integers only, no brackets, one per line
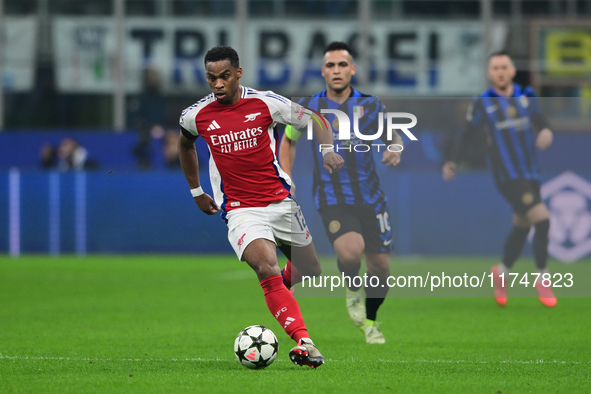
0,255,590,393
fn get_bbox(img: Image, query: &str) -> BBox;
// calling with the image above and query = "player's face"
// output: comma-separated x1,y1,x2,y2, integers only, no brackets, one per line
205,60,243,105
321,50,356,94
488,55,516,90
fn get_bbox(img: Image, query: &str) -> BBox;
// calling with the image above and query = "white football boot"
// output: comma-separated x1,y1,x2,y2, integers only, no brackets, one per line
289,338,325,368
346,288,366,327
361,319,386,344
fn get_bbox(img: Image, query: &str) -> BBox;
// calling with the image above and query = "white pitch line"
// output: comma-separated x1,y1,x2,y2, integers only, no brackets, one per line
378,358,589,365
0,355,227,363
0,354,588,365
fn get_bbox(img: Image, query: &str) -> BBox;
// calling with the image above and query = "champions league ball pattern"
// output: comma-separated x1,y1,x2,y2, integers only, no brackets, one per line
234,325,279,369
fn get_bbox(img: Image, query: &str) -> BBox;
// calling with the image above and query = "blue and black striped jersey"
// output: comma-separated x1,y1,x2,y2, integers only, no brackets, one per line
458,83,548,185
288,88,388,209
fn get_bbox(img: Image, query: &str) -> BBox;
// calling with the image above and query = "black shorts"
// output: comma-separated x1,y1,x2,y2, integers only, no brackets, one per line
318,202,393,254
497,179,542,215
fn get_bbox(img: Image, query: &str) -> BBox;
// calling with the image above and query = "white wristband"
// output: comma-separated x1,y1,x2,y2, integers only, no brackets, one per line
190,187,204,197
321,147,334,157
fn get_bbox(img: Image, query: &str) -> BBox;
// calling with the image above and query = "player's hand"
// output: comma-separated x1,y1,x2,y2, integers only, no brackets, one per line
442,161,457,181
194,193,220,215
536,128,553,151
381,150,401,167
323,152,344,174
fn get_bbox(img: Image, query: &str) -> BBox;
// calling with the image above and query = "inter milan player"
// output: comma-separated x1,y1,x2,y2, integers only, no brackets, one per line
442,51,556,308
279,42,403,344
178,46,344,368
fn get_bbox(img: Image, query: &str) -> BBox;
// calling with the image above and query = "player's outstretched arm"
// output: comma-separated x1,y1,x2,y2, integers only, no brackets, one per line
310,119,344,174
381,130,403,167
536,128,553,151
322,152,343,174
442,161,457,181
178,132,220,215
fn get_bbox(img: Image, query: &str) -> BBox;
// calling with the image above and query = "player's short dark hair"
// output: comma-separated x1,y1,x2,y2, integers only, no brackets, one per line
488,50,512,61
324,41,354,56
204,46,240,68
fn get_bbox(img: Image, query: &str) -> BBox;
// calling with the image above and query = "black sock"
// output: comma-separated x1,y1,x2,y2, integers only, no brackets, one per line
365,275,388,321
337,259,361,292
502,226,530,269
533,219,550,271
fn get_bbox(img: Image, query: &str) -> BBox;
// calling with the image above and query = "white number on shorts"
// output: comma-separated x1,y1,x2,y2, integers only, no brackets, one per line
376,212,391,234
294,209,307,231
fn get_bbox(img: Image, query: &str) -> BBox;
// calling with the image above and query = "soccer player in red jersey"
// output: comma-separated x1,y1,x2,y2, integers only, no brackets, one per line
178,46,344,368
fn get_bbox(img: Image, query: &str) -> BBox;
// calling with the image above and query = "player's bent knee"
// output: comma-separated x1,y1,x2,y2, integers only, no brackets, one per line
371,267,390,279
247,259,281,281
366,254,390,277
295,258,322,277
291,244,322,277
526,203,550,224
256,265,282,281
366,262,390,278
337,249,364,266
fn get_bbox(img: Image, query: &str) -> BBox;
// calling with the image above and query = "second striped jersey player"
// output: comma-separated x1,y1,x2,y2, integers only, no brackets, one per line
443,50,556,308
460,83,548,186
279,42,403,344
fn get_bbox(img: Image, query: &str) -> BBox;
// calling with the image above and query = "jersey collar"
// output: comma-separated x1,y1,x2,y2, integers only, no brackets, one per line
487,83,521,97
320,87,360,98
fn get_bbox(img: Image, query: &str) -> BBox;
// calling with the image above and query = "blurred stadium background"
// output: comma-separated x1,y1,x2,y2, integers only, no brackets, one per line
0,0,590,263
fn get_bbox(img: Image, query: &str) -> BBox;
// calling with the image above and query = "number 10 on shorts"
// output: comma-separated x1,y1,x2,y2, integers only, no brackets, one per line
294,208,308,231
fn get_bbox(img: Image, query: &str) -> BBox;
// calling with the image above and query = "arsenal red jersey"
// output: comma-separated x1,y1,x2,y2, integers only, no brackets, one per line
179,86,312,216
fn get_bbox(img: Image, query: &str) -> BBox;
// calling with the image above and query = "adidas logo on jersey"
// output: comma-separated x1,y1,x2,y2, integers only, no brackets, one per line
207,120,221,131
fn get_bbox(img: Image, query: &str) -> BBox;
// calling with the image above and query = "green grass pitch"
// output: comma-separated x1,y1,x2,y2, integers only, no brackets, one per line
1,255,590,393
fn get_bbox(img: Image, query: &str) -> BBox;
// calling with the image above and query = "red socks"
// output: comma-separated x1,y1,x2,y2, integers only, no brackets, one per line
281,260,303,288
260,275,308,343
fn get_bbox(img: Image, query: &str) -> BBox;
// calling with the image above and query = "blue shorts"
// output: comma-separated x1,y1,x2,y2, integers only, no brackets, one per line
498,180,542,215
318,201,393,254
